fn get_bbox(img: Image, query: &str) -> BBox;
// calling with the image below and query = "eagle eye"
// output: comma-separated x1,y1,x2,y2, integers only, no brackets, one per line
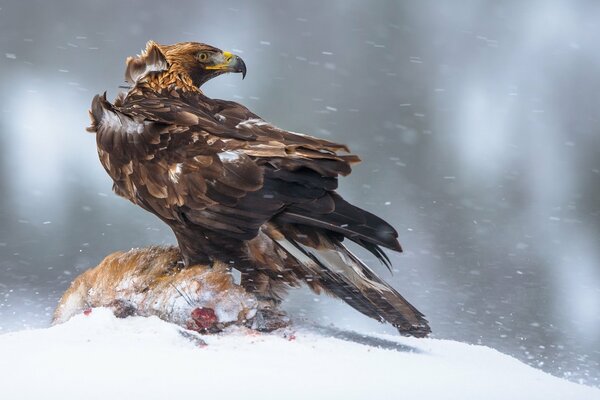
198,52,209,62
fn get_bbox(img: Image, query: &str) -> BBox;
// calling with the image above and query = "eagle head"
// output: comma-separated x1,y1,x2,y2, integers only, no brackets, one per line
125,41,246,88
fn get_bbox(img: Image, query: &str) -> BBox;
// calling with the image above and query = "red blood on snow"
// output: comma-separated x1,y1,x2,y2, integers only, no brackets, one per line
190,307,218,330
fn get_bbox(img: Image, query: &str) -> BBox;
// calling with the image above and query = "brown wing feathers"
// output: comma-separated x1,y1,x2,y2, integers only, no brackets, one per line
88,48,429,336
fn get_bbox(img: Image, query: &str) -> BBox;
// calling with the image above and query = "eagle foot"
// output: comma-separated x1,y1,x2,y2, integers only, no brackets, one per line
249,308,290,332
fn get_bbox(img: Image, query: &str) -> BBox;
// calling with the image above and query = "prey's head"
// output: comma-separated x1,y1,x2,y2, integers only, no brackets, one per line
125,41,246,89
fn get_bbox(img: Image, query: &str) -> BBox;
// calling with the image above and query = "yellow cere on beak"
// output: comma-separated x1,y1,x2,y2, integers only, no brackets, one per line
205,51,235,70
205,51,247,79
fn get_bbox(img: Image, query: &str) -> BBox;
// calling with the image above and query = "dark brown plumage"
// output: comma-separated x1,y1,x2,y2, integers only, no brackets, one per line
87,41,430,337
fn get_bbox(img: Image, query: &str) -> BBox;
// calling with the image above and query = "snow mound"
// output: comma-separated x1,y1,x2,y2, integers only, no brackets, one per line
0,308,598,400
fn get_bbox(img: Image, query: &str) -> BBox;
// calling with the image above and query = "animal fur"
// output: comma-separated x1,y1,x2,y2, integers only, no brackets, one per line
53,246,257,332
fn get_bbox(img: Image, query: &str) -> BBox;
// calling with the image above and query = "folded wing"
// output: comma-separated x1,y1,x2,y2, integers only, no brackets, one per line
88,89,429,335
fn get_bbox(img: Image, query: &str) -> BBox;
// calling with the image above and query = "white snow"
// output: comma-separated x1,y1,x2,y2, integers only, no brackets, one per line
0,308,598,400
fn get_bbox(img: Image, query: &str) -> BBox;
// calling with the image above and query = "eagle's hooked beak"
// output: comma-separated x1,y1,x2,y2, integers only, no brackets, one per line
205,51,247,79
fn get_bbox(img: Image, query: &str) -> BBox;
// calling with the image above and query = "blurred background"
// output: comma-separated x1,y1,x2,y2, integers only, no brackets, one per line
0,0,598,386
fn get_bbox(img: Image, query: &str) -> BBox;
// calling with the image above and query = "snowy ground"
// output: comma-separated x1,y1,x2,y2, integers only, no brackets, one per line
0,308,598,400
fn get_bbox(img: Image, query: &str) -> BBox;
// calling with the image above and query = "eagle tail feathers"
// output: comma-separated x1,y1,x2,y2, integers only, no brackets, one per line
269,227,430,337
279,193,403,256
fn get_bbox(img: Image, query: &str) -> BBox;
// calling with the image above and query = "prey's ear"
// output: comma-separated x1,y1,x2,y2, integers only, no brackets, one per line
124,41,169,84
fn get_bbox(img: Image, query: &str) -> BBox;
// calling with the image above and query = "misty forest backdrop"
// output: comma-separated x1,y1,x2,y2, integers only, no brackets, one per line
0,0,598,386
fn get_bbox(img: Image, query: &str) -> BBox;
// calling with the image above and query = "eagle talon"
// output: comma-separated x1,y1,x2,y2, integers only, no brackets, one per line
249,308,290,332
248,296,290,332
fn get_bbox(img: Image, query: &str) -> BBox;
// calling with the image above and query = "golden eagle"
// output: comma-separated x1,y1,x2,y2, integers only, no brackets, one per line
88,41,430,337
